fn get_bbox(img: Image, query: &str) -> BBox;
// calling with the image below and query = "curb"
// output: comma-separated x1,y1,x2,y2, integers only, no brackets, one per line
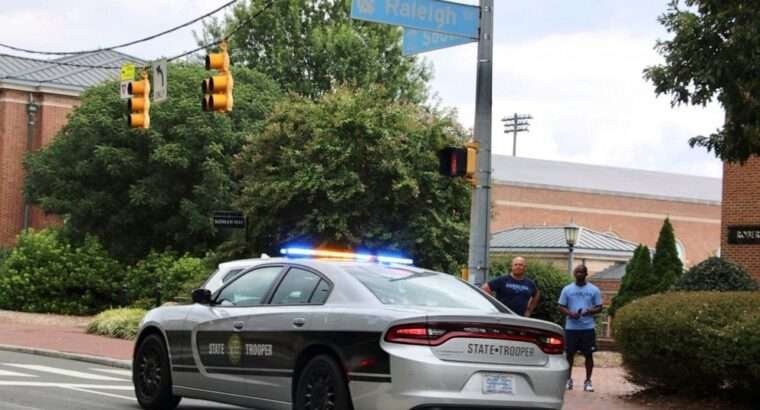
0,344,131,370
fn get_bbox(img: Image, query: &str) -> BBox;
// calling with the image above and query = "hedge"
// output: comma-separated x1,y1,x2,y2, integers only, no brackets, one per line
673,257,758,292
613,292,760,398
125,251,209,308
86,308,146,340
0,229,124,315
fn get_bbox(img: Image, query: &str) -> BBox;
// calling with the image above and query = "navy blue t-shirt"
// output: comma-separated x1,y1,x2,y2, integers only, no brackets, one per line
488,275,537,316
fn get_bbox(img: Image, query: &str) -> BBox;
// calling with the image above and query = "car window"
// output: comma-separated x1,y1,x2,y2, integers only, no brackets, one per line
345,265,499,312
216,266,282,307
222,268,244,283
310,280,331,304
271,268,323,305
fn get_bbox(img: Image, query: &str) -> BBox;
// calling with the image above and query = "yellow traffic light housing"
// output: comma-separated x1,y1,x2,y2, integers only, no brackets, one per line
465,140,478,185
202,42,233,112
128,71,150,129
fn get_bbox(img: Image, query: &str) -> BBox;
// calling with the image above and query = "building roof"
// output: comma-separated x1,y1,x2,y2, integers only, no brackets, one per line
492,155,721,204
0,50,144,94
490,225,637,258
591,262,627,281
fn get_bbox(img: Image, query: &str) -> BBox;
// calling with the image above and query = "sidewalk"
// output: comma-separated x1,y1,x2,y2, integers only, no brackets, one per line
0,310,645,409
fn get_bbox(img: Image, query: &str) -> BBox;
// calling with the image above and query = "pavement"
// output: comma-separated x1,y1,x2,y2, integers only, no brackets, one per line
0,310,645,410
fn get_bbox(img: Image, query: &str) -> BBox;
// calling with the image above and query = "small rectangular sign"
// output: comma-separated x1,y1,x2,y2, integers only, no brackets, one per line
351,0,480,39
728,226,760,245
403,28,475,55
151,59,168,102
120,64,135,81
119,80,131,100
213,211,246,229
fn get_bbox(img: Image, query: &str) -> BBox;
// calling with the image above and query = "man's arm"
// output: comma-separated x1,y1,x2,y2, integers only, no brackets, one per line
481,283,492,294
581,305,604,316
559,304,581,319
525,289,540,317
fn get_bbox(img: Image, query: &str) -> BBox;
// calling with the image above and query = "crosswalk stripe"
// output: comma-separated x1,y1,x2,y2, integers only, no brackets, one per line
0,381,132,389
88,368,131,378
0,369,36,377
63,386,134,401
2,364,123,381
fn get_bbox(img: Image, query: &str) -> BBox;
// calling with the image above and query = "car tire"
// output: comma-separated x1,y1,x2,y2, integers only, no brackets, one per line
294,354,352,410
133,333,181,410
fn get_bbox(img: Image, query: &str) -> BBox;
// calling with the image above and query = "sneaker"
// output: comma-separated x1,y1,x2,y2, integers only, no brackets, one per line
583,380,594,392
566,379,573,390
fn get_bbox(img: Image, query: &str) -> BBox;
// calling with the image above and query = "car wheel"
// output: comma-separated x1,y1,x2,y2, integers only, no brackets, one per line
133,333,181,410
295,355,352,410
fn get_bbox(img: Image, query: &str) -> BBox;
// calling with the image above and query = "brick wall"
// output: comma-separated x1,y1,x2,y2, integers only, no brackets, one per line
492,184,721,267
721,156,760,281
0,89,76,247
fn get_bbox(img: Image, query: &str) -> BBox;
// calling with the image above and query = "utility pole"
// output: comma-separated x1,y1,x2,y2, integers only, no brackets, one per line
501,113,532,156
468,0,494,287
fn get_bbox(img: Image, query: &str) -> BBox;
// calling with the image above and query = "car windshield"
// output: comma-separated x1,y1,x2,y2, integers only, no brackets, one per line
344,265,500,312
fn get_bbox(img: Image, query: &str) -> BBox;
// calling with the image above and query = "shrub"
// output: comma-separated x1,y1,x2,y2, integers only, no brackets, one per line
614,292,760,398
609,245,654,316
125,251,209,308
491,257,571,326
86,308,146,339
673,257,758,291
651,218,683,292
0,229,124,315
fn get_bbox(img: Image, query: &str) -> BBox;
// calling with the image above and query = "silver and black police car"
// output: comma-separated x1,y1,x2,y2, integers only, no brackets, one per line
132,248,568,410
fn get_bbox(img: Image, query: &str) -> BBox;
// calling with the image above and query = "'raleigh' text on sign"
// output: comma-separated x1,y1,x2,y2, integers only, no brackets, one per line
351,0,480,39
728,226,760,245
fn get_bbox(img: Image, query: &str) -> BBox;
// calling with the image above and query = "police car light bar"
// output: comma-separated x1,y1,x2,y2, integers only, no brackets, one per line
280,247,413,265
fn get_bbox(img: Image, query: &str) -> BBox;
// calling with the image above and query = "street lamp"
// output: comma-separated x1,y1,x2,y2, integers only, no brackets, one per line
564,222,580,275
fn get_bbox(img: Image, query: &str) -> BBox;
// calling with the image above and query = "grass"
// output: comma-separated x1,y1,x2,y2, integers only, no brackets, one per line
86,308,146,340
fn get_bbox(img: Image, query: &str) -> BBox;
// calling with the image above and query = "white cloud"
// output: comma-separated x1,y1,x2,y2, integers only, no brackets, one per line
426,29,725,178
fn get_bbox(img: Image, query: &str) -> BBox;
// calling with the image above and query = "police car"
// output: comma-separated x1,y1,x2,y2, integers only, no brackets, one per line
132,248,568,410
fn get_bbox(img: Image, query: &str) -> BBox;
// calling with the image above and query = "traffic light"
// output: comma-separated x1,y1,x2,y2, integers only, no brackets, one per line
127,71,150,129
438,141,478,183
202,42,233,112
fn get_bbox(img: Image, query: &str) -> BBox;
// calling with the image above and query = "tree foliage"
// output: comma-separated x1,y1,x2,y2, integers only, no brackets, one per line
652,218,683,292
644,0,760,163
609,245,654,316
232,86,470,272
24,64,281,262
673,256,758,291
200,0,431,102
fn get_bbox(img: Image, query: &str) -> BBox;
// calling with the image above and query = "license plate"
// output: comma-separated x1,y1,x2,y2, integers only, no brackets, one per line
482,374,514,394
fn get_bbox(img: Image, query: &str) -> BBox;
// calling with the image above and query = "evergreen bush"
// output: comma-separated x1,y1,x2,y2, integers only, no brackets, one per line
673,257,758,291
652,218,683,292
0,229,124,315
614,292,760,399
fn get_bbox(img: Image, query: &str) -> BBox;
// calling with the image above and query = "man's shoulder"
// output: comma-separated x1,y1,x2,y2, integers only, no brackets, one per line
561,283,576,292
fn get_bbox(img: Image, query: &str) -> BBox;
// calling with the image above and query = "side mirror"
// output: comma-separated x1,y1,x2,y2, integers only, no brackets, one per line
191,288,212,305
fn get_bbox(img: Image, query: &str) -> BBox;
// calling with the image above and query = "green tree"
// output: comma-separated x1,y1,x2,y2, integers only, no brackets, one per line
674,256,758,291
200,0,430,102
24,64,281,262
644,0,760,163
232,86,470,271
609,245,654,316
652,218,683,292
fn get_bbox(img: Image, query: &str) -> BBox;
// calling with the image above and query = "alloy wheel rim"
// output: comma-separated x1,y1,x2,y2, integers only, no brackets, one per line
138,344,162,397
303,364,336,410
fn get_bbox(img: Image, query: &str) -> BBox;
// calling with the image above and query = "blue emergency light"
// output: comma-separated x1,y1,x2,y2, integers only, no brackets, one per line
280,247,413,265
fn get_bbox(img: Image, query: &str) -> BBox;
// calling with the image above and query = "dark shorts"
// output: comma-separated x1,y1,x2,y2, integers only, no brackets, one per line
565,329,596,356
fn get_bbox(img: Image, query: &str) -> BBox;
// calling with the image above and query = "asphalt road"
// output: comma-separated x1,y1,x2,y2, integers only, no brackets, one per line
0,350,246,410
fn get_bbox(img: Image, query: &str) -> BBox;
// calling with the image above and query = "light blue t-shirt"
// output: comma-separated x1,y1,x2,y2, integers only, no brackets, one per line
558,282,602,330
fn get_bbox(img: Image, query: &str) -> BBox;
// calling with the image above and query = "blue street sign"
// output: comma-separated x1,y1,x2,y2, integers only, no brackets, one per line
403,28,476,55
351,0,479,39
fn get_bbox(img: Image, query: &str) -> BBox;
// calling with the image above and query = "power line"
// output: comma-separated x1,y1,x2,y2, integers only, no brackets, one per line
0,0,274,76
0,0,239,56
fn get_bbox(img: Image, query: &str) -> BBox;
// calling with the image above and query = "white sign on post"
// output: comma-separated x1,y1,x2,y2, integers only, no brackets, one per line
151,59,168,102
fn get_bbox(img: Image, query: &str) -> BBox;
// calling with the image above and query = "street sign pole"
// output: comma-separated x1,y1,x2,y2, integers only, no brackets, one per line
468,0,493,286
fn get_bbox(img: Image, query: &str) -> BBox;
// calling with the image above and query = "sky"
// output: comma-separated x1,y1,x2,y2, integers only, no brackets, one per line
0,0,725,178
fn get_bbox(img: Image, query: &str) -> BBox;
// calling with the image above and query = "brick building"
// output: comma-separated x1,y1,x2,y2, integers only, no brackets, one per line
491,156,722,269
0,51,142,247
721,156,760,281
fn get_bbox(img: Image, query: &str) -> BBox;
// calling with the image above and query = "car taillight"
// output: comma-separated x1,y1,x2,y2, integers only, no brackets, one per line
385,322,565,354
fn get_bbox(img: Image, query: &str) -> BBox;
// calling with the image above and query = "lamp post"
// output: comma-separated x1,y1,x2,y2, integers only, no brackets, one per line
23,96,39,231
564,223,580,275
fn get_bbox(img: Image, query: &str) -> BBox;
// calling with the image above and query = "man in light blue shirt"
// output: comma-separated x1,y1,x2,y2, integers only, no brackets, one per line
558,264,603,392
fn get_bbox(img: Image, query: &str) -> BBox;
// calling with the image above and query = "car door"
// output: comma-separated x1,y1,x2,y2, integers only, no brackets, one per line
186,265,285,398
230,265,332,406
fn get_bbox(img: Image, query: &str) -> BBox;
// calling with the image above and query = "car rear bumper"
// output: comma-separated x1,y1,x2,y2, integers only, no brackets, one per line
349,343,567,410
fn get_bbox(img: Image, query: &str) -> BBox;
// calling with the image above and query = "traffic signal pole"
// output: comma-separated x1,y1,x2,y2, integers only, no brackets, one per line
468,0,493,286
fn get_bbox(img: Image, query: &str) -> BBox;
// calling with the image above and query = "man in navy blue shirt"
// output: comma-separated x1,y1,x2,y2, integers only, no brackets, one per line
481,256,540,317
558,264,603,392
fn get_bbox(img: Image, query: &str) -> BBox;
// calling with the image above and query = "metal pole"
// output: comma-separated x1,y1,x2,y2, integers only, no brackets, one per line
512,113,517,156
568,246,575,276
468,0,493,286
23,94,38,231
